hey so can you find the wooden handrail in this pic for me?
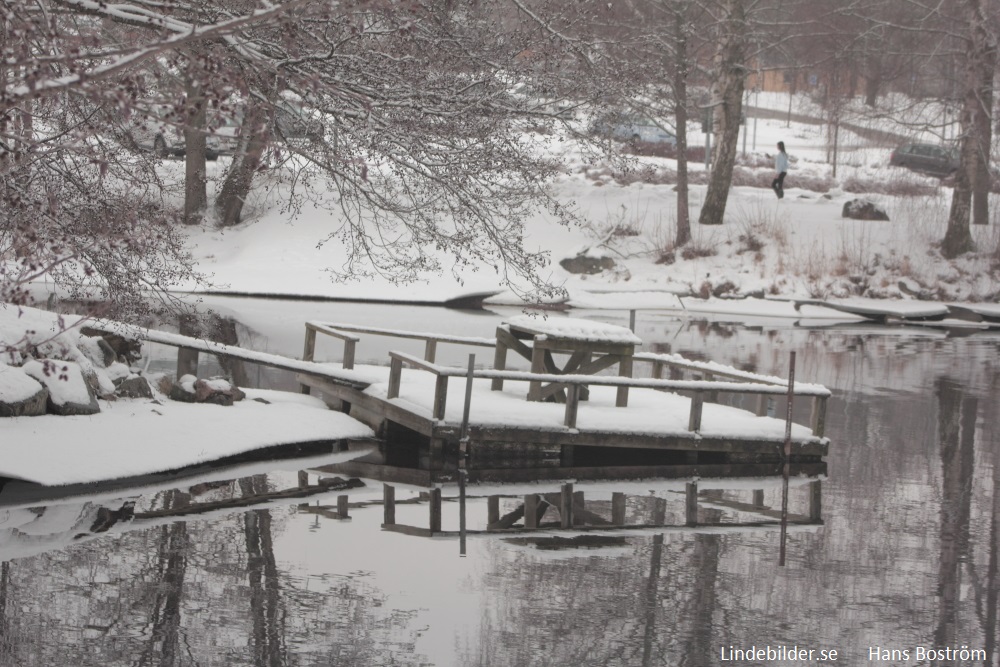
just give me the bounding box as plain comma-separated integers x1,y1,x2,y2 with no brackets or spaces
382,350,829,435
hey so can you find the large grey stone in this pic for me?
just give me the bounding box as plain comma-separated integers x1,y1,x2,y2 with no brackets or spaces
842,199,890,221
0,367,49,417
559,255,616,275
115,375,153,399
21,360,101,416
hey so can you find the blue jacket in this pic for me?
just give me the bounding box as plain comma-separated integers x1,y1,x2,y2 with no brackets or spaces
776,151,789,173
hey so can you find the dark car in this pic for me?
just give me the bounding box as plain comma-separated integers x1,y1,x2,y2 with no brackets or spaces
889,143,959,177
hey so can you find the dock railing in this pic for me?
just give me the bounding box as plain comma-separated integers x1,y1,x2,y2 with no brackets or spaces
385,350,830,437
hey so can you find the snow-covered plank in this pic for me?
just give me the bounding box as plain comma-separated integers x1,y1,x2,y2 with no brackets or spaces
503,315,642,345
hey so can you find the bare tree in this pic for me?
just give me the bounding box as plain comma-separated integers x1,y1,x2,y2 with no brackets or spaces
697,0,749,227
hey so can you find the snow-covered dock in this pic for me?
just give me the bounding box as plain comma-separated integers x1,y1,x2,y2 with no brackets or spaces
295,318,831,478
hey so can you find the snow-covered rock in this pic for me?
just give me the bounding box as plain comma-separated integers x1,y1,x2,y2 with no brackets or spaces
0,365,49,417
842,198,890,221
21,359,101,416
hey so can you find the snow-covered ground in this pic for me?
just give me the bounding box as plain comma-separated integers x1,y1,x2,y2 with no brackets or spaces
157,93,1000,308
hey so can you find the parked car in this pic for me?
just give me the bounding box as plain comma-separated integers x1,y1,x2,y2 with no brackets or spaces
128,100,322,160
889,143,959,177
591,115,677,146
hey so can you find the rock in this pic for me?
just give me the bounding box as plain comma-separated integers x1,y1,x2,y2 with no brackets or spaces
193,377,246,406
0,366,49,417
842,198,889,221
21,360,100,416
77,335,117,368
559,255,615,275
165,375,245,406
78,328,142,363
115,375,153,399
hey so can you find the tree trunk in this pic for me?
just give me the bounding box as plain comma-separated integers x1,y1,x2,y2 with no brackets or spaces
673,1,690,246
972,43,995,226
943,0,991,256
183,75,208,226
698,0,746,227
215,100,272,227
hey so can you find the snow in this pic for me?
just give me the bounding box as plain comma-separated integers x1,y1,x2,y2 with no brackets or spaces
0,365,43,402
504,314,643,345
21,359,92,406
0,388,374,486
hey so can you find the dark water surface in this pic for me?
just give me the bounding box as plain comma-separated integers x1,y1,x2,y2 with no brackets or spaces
2,301,998,666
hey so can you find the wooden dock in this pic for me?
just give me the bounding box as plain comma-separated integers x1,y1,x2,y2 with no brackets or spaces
88,316,831,475
296,319,831,472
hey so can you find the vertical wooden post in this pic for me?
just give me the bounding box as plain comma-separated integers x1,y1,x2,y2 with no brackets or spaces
754,393,768,417
652,360,664,380
342,338,356,370
528,343,545,401
616,353,633,408
524,494,540,529
685,482,698,526
300,324,316,394
432,375,449,420
629,309,637,332
612,492,627,525
560,483,574,528
809,480,822,522
564,384,580,428
752,489,765,507
459,355,475,556
487,496,500,526
297,471,308,488
688,391,704,432
387,357,402,399
810,395,827,437
424,339,437,363
491,333,507,391
573,491,585,526
337,494,349,519
383,484,396,526
429,488,442,533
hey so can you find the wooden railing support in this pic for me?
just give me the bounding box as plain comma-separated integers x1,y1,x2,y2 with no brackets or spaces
387,357,403,399
429,488,442,533
688,391,704,432
560,483,574,528
424,340,437,363
383,484,396,525
300,326,317,394
810,395,827,437
612,492,626,525
433,375,449,420
564,384,580,428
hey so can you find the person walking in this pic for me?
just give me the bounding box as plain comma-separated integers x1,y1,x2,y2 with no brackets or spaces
772,141,788,199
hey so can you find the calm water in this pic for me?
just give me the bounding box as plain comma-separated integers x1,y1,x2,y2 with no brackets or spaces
2,299,998,666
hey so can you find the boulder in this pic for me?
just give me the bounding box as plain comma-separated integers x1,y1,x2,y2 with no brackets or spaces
842,198,889,221
166,375,245,406
193,377,246,406
559,254,615,275
0,366,49,417
21,359,100,416
78,328,142,363
115,375,153,399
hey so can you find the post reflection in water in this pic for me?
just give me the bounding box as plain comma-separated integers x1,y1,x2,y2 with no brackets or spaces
2,311,1000,665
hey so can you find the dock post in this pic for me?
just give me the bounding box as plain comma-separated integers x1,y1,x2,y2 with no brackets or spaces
809,480,822,522
573,491,585,526
612,492,627,525
342,338,356,370
688,392,704,432
337,494,350,520
300,324,317,394
810,396,827,437
429,488,442,533
488,496,500,526
629,309,636,333
387,357,402,399
459,355,475,556
383,484,396,526
424,340,437,363
752,489,765,507
685,482,698,526
560,483,574,528
564,385,580,428
524,494,540,529
297,471,308,488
